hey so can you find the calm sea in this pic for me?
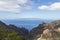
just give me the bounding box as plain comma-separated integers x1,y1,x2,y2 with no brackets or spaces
2,19,53,30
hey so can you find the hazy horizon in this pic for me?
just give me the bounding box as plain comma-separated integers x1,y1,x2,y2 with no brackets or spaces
1,19,54,30
0,0,60,30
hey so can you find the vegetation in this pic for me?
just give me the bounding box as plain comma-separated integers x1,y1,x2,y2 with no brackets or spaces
0,20,60,40
0,27,26,40
0,21,26,40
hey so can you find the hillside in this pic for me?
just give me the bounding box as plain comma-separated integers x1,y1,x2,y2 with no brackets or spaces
30,20,60,40
0,20,60,40
0,21,28,40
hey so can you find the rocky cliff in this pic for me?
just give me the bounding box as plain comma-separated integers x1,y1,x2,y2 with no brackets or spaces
30,20,60,40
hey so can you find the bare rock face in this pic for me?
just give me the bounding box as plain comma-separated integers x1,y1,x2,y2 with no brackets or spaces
38,20,60,40
30,20,60,40
37,28,60,40
29,22,47,40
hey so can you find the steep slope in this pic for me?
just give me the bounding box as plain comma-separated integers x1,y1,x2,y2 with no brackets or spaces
8,25,28,35
0,21,8,29
29,22,47,40
36,20,60,40
30,20,60,40
7,24,29,38
0,21,27,40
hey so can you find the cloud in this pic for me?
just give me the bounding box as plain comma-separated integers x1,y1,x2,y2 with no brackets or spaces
0,0,20,13
0,0,32,13
38,2,60,10
38,5,49,10
18,0,28,4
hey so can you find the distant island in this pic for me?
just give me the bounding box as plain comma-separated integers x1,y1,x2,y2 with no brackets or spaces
0,20,60,40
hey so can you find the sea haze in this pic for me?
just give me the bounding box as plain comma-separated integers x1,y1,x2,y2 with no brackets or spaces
2,19,53,30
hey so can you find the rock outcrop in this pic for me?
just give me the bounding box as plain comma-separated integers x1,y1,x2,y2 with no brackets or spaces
30,20,60,40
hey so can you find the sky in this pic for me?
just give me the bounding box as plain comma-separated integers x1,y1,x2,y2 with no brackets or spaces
0,0,60,20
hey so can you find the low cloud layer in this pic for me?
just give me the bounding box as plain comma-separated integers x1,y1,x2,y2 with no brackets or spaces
38,2,60,10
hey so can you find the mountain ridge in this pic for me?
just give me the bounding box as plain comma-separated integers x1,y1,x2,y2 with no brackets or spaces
30,20,60,40
0,20,60,40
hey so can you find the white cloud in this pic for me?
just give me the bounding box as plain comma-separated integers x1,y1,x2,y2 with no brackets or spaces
38,5,49,10
38,2,60,10
18,0,28,4
0,0,32,13
24,6,32,10
0,0,20,13
0,1,6,5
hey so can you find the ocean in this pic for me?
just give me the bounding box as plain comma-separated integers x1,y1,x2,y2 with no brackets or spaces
2,19,53,30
